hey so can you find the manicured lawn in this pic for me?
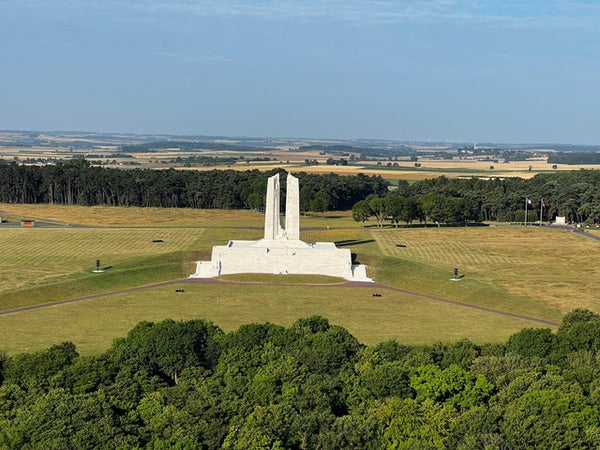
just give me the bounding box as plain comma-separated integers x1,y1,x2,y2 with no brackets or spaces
0,282,545,355
2,205,598,355
369,225,600,314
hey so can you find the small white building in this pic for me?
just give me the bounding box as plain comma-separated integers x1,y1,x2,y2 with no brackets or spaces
555,216,566,225
190,172,373,282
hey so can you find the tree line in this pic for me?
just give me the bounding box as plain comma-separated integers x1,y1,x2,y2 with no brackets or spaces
0,160,388,212
1,310,600,448
4,159,600,223
547,153,600,165
353,193,474,227
121,141,279,153
354,170,600,225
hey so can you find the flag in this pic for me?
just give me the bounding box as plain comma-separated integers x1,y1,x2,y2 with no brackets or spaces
526,198,532,205
541,198,546,209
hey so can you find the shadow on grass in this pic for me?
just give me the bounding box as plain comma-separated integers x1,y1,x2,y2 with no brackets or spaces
335,239,376,247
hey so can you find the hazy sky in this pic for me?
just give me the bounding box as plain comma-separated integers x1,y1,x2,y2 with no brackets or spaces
1,0,599,143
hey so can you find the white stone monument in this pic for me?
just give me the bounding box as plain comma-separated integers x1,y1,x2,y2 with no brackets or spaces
190,172,373,282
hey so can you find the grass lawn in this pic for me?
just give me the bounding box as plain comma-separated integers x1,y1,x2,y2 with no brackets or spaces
0,282,543,355
0,203,361,228
369,225,600,314
1,205,597,355
0,203,266,227
218,274,344,284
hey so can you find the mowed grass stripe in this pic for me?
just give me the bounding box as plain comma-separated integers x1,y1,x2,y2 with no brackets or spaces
0,228,207,292
1,204,599,355
370,226,600,313
373,229,515,268
0,282,550,355
364,254,561,321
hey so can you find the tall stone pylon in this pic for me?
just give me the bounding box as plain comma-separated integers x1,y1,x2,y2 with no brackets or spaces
191,170,373,281
264,173,282,239
285,173,300,240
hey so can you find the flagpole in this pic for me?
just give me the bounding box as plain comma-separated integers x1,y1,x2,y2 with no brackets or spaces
525,198,528,227
539,199,543,227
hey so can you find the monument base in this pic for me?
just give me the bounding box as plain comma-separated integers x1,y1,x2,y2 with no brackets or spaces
190,238,373,282
189,172,373,283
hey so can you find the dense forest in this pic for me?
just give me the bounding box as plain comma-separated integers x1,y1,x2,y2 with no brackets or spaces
548,153,600,165
355,170,600,225
1,311,600,448
0,160,388,212
298,144,414,160
3,160,600,223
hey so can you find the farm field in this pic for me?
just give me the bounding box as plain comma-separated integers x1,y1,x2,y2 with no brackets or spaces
1,205,598,355
179,159,577,181
4,140,596,182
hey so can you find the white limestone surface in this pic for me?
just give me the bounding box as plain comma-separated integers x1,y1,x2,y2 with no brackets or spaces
190,172,373,282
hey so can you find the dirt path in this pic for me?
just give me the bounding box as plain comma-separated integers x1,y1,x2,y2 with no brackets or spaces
0,278,560,327
367,282,559,326
0,280,183,316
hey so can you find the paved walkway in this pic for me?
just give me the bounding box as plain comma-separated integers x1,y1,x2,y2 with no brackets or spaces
0,277,559,327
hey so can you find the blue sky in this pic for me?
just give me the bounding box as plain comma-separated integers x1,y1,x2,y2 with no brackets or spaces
1,0,599,143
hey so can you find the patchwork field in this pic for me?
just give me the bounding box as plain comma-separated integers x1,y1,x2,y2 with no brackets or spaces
177,158,586,181
1,204,597,355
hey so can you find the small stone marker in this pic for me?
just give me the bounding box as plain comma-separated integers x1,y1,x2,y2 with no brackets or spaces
92,259,104,273
450,267,461,282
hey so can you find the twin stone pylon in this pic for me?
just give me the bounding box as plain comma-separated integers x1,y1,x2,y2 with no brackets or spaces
264,172,299,241
190,171,373,282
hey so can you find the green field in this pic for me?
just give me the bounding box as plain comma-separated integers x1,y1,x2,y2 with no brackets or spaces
0,282,540,354
1,204,598,355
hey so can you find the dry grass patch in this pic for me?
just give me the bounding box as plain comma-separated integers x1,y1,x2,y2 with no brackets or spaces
300,227,369,244
371,226,600,313
0,203,266,227
0,203,362,229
